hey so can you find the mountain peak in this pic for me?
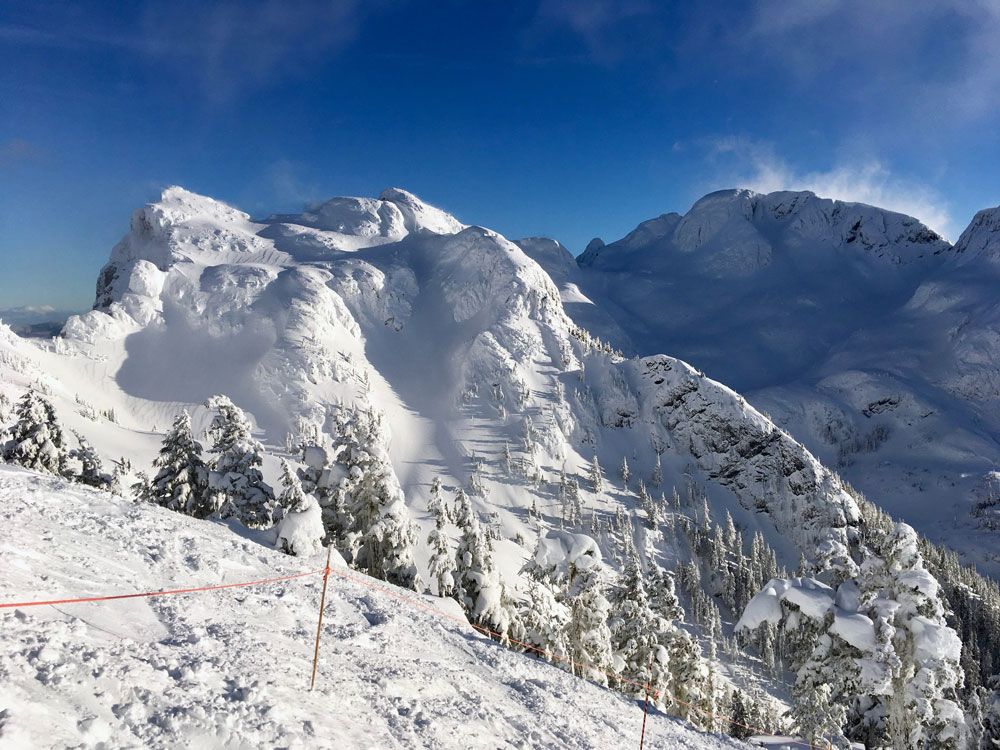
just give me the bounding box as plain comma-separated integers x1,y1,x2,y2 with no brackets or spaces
953,204,1000,265
377,187,465,235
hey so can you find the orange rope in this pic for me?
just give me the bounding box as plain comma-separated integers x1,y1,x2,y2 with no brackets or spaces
0,568,325,609
0,559,812,746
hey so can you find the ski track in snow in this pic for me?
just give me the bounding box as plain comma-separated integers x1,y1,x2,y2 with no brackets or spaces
0,466,743,749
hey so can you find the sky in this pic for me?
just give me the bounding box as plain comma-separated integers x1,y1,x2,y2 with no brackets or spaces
2,0,1000,310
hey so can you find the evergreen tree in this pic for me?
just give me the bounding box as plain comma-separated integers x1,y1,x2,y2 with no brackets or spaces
274,459,324,557
3,390,68,476
131,470,154,503
69,430,110,488
728,690,754,740
205,395,275,528
109,460,126,496
609,558,671,707
427,479,456,597
150,412,211,517
330,409,421,589
453,487,511,637
982,676,1000,748
521,578,571,663
566,566,615,685
619,456,630,488
275,459,307,521
793,678,849,748
590,454,604,493
467,454,486,497
639,480,658,530
651,452,662,488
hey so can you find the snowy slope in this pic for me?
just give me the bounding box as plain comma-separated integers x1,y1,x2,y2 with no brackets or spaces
526,189,1000,575
0,465,742,749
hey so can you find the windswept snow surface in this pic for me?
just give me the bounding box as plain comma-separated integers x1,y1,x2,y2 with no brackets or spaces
0,466,740,749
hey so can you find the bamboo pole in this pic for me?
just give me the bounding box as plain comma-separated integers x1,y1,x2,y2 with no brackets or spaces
310,545,333,691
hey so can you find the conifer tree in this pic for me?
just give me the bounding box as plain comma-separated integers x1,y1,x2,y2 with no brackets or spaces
109,460,126,496
3,390,68,476
150,411,211,517
427,479,456,597
521,578,571,663
453,487,511,637
275,459,307,521
274,459,324,557
566,565,615,685
205,395,275,528
609,558,671,706
590,454,604,493
131,470,154,503
651,452,662,488
728,690,754,740
619,456,630,488
330,409,420,589
69,430,110,488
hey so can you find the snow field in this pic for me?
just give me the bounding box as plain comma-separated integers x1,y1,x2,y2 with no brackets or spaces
0,466,743,749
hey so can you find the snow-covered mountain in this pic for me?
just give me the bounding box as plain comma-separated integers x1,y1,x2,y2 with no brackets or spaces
3,185,999,747
47,185,861,579
523,189,1000,577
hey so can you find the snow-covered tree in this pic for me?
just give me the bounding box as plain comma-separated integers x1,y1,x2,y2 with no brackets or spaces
68,430,110,488
651,452,662,488
453,487,511,637
205,395,275,529
467,454,486,497
275,459,307,521
860,523,967,749
619,456,630,488
520,578,571,664
131,470,154,503
274,460,324,557
3,390,68,476
427,479,456,597
590,454,604,493
567,565,615,685
329,409,420,589
728,690,754,740
795,678,850,748
609,558,671,706
150,412,211,517
738,522,967,749
109,460,126,496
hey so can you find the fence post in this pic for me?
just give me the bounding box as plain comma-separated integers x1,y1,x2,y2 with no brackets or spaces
639,678,652,749
309,545,333,691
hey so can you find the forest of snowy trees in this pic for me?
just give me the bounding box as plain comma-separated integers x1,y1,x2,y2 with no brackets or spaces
4,387,1000,747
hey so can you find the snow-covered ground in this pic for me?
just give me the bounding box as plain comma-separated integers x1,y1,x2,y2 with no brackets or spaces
0,465,744,749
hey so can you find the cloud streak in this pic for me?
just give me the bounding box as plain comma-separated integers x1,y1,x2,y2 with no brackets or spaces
706,136,955,240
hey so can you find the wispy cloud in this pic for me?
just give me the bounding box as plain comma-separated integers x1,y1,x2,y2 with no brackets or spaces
1,1,386,104
138,0,371,103
704,136,955,239
526,0,665,63
0,138,42,167
743,0,1000,123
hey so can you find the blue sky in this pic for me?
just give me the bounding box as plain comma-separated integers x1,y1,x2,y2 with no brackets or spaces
2,0,999,310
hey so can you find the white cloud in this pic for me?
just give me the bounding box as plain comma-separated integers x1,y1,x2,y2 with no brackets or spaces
707,137,956,240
